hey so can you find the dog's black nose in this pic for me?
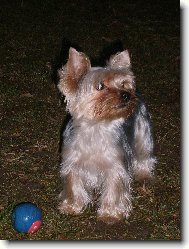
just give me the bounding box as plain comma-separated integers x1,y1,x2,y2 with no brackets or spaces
121,91,131,102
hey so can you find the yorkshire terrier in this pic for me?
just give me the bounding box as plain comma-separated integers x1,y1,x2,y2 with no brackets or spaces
57,47,156,224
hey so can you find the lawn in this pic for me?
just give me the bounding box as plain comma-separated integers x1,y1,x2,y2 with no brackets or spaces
0,0,180,240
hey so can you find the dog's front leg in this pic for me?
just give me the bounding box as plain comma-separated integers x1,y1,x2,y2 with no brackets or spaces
97,167,132,224
58,171,90,215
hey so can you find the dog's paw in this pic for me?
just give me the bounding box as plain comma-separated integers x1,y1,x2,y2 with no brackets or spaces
58,201,83,215
97,213,122,224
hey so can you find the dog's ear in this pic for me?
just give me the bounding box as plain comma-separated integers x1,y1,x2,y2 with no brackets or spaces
58,47,91,98
108,50,131,69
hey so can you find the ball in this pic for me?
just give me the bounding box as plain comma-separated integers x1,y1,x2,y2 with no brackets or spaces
12,202,42,233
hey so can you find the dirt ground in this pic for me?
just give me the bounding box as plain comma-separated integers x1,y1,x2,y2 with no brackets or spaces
0,0,180,240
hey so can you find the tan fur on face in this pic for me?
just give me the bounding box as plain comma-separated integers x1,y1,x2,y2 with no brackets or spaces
77,69,137,121
60,67,137,121
102,71,135,91
92,87,138,121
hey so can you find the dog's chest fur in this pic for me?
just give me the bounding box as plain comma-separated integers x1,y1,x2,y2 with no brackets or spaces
64,118,126,170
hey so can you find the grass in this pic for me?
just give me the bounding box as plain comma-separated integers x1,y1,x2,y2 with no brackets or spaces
0,0,180,240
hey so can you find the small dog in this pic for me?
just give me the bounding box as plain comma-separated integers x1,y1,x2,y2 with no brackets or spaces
57,47,156,224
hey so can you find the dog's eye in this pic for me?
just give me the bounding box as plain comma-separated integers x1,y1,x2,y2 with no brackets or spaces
96,82,105,91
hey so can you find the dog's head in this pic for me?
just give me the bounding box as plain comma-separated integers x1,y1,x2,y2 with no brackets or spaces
58,48,138,120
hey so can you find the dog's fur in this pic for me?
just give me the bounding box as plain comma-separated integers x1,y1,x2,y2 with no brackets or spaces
57,48,156,224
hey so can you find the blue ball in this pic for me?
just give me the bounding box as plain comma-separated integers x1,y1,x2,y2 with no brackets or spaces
12,202,42,233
